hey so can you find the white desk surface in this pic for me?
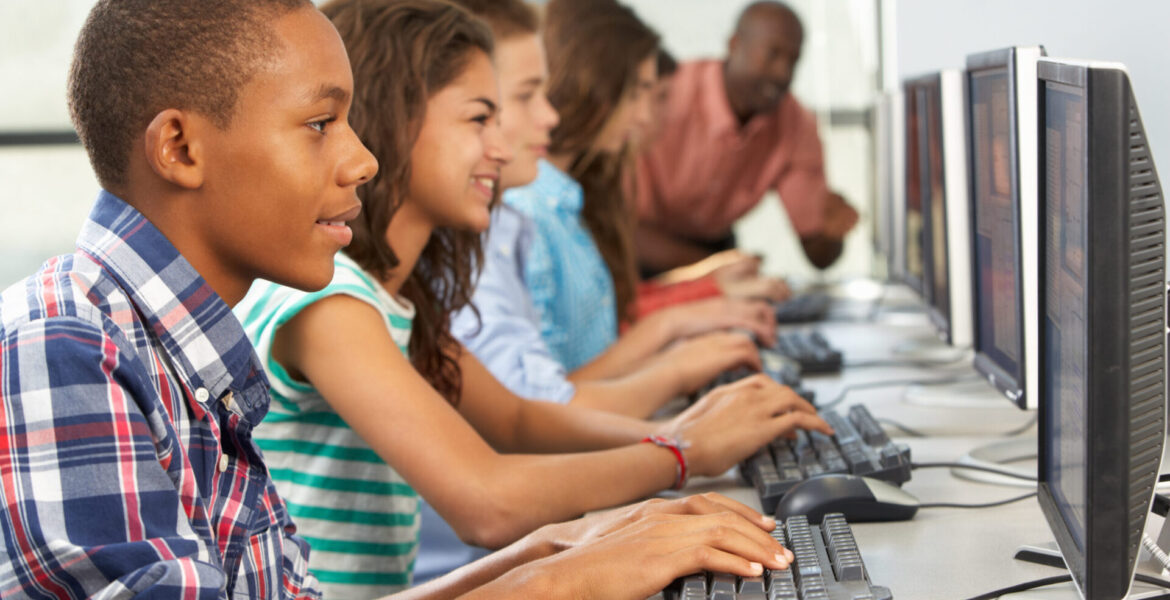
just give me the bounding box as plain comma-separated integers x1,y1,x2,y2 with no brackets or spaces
676,283,1170,599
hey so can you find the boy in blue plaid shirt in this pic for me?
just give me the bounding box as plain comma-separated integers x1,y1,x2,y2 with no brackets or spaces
0,1,377,597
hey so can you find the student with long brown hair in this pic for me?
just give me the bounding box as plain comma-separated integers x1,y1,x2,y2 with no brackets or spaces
477,0,787,397
236,0,828,596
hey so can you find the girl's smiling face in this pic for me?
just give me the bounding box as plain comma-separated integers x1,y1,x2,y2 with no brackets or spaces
407,49,512,232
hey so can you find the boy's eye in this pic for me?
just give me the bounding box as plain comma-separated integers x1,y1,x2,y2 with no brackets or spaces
309,117,337,134
471,114,490,125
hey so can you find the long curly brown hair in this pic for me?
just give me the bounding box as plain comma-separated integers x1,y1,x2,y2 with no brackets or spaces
323,0,493,404
543,0,660,323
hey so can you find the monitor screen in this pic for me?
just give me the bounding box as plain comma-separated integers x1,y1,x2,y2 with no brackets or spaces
1041,80,1088,551
969,67,1024,387
923,80,950,330
903,84,926,295
1036,58,1166,600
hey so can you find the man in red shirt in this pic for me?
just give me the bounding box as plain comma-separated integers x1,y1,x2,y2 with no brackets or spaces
635,0,859,274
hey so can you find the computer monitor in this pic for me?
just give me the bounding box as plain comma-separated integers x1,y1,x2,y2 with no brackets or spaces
901,79,927,297
966,46,1045,409
1036,57,1166,600
874,91,904,280
918,70,973,348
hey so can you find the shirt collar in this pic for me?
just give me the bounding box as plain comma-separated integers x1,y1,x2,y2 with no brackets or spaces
527,159,583,213
77,191,268,413
701,60,783,140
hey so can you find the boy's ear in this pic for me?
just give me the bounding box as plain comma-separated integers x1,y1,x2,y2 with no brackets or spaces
143,109,204,190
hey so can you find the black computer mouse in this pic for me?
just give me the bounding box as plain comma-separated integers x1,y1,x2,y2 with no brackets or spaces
774,473,920,524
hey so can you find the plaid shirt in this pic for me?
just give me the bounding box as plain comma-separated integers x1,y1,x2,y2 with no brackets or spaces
0,191,320,599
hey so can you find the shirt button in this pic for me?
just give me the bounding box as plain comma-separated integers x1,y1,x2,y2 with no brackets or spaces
195,388,210,403
219,454,230,472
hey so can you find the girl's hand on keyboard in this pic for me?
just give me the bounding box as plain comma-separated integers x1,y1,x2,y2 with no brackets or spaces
663,374,833,477
532,493,791,555
717,274,791,303
656,331,762,394
653,297,778,348
521,508,792,599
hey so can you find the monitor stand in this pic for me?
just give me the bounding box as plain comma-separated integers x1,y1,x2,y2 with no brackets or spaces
1014,515,1170,598
951,436,1036,488
902,377,1007,409
889,333,969,360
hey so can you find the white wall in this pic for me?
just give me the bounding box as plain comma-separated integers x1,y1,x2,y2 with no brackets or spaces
895,0,1170,180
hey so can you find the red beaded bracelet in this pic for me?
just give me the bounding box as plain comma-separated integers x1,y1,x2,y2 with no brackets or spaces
642,435,689,490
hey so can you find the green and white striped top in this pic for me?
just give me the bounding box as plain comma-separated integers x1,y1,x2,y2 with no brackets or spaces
235,252,420,599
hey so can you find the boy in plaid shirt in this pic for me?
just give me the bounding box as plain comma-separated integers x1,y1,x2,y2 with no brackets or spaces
0,1,377,596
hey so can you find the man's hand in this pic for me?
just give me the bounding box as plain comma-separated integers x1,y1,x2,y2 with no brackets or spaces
821,192,859,241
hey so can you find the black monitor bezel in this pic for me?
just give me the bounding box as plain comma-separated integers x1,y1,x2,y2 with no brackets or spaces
918,74,953,342
966,47,1027,403
901,78,929,298
1036,60,1164,600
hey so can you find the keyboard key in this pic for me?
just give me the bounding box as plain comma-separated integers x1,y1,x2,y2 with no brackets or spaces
708,573,736,599
738,576,767,597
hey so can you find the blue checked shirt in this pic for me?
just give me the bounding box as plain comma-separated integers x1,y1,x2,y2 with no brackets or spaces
0,191,320,599
502,160,618,371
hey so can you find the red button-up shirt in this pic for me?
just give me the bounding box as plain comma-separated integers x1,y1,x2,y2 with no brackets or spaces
636,59,829,241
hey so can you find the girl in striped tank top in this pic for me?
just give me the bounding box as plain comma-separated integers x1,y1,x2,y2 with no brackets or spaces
237,0,829,597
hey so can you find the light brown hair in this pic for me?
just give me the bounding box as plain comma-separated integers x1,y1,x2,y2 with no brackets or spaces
543,0,660,322
447,0,538,40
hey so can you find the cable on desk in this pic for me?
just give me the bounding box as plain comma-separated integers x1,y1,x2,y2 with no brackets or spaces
912,461,1037,481
1001,413,1038,437
818,373,982,411
843,354,970,369
962,575,1072,600
878,412,1036,441
877,417,928,437
918,491,1036,510
964,573,1170,599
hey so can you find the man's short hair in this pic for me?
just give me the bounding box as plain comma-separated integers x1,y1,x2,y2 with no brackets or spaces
657,48,678,79
68,0,310,190
734,1,803,40
446,0,539,40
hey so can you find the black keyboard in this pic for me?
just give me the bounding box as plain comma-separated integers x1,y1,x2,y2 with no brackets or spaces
775,330,843,374
698,347,816,404
774,292,831,323
648,513,893,600
742,405,912,515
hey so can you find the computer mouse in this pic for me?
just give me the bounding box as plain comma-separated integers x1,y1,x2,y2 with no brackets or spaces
774,473,920,524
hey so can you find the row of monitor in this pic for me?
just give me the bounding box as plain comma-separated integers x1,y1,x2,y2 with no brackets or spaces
874,48,1167,599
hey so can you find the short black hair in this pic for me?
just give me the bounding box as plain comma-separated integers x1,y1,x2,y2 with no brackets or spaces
67,0,310,190
657,48,678,79
734,1,803,40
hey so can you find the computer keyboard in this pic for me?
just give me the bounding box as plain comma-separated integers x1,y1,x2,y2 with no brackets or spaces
742,404,912,514
775,329,843,374
774,292,832,323
698,347,816,404
647,513,893,600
